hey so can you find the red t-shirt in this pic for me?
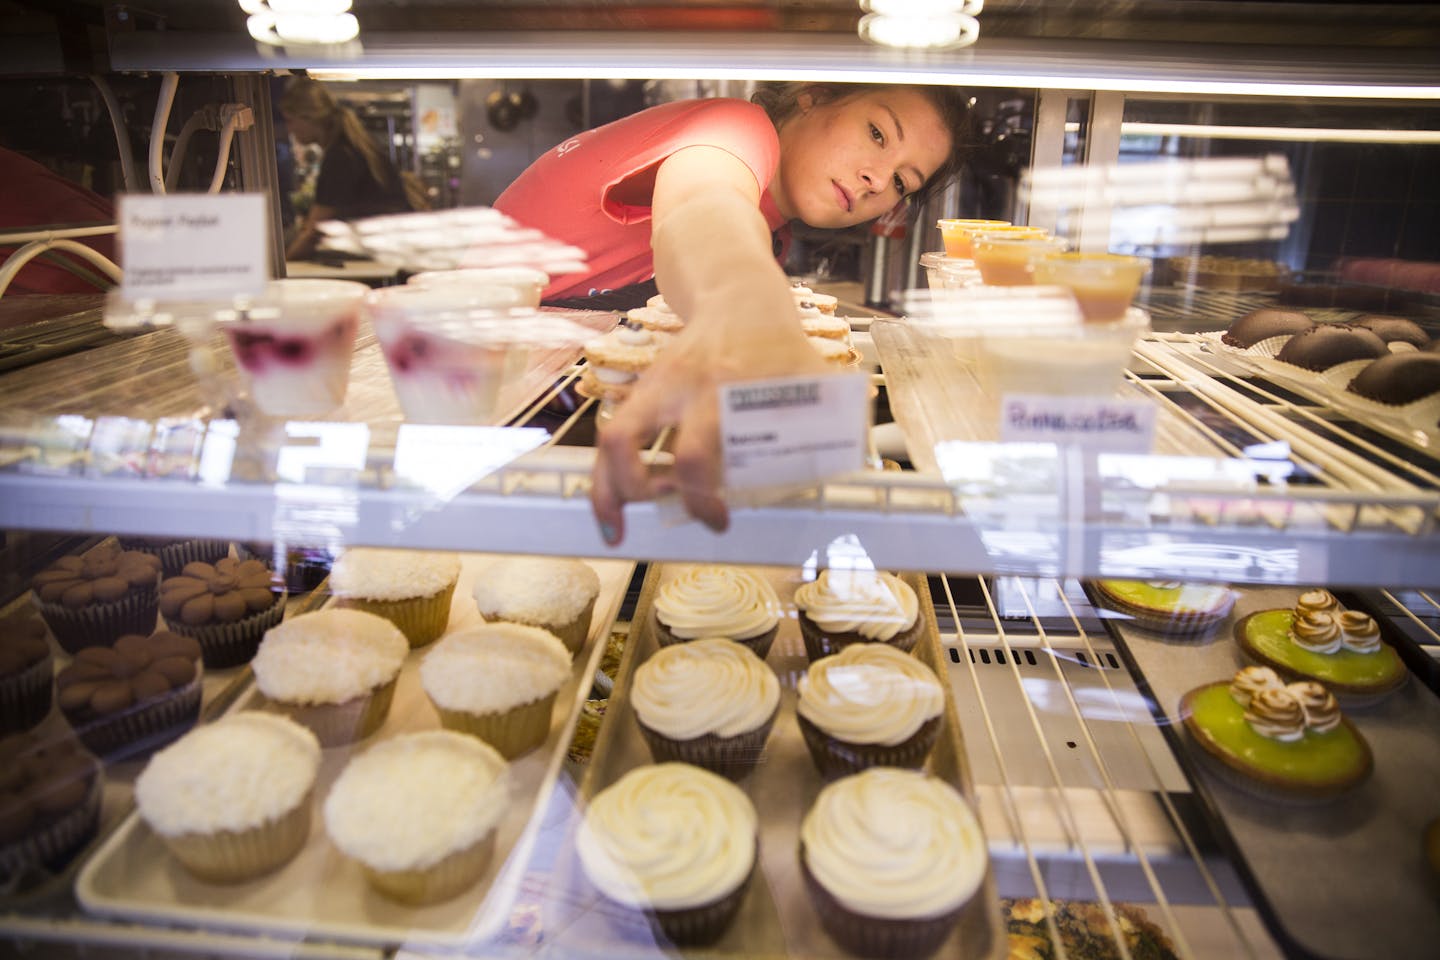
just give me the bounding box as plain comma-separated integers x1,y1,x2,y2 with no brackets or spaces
0,148,117,295
495,99,786,300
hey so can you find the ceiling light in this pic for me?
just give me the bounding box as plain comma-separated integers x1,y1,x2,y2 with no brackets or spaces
241,0,359,49
858,0,982,51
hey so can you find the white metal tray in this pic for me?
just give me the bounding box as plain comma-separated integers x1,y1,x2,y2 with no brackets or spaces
75,553,635,950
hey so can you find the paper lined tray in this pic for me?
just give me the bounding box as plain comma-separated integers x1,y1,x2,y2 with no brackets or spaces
1102,585,1440,960
534,564,1004,960
75,553,635,950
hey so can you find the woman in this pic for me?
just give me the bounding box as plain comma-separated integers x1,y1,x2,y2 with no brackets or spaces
495,82,971,545
278,78,424,260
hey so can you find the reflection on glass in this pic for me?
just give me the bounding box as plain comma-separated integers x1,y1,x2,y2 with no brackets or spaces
800,533,880,583
198,419,240,486
275,421,370,486
392,424,549,502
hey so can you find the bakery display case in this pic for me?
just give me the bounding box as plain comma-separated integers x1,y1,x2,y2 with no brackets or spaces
3,3,1440,959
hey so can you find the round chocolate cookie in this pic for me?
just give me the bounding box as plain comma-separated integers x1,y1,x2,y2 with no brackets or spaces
1220,309,1314,349
0,608,53,735
56,631,203,757
1350,315,1431,349
0,730,102,887
1346,352,1440,406
31,546,162,655
1275,324,1387,371
161,558,286,668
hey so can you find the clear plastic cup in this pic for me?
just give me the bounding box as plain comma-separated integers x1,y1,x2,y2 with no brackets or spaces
1033,253,1150,323
216,278,369,417
936,219,1010,258
405,266,548,308
364,286,587,425
973,234,1070,286
919,251,981,289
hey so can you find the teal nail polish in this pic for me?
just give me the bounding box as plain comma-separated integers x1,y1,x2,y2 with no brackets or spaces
599,522,618,544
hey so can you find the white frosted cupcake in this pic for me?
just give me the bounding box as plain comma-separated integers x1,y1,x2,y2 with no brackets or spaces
135,712,321,882
631,638,780,780
793,569,922,661
578,763,757,946
801,768,987,959
323,731,509,904
329,548,460,648
797,642,944,778
420,622,572,758
471,557,600,655
251,609,408,747
651,565,782,660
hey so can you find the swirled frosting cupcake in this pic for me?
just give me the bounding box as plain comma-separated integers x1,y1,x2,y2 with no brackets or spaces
793,569,922,661
330,548,460,649
631,638,780,780
800,768,987,958
577,763,758,946
420,622,572,759
251,609,408,747
651,566,782,660
797,642,944,778
323,730,509,904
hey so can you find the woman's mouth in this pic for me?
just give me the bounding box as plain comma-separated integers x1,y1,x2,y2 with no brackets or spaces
833,181,853,213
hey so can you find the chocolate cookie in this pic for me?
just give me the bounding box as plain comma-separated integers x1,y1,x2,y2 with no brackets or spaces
1347,352,1440,406
31,546,162,654
160,558,286,668
1275,324,1387,371
56,631,202,757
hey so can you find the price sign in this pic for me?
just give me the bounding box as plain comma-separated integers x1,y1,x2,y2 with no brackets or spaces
999,395,1156,452
119,193,267,299
720,373,870,490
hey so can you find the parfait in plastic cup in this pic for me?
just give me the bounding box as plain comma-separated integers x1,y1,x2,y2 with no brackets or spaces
973,234,1069,286
218,278,368,417
936,218,1011,258
1033,253,1149,323
405,266,548,309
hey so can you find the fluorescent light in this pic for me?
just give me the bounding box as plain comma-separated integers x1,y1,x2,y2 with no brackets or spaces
1099,121,1440,144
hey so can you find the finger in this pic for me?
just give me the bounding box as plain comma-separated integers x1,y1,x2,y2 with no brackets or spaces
671,392,729,534
590,379,670,545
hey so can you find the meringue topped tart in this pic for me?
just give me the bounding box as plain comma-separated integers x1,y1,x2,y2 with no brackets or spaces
1234,590,1405,702
1180,667,1371,800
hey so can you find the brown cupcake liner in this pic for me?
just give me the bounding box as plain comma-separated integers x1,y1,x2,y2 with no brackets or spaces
120,539,232,578
800,847,962,959
797,713,941,780
336,581,456,649
798,613,921,663
0,651,54,735
434,691,558,759
165,590,287,669
67,672,203,760
635,707,779,781
35,579,160,656
360,831,496,905
651,860,755,947
159,791,313,883
0,762,102,888
261,677,397,748
652,611,779,662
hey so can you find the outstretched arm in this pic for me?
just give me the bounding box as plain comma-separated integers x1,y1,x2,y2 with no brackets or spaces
589,144,827,545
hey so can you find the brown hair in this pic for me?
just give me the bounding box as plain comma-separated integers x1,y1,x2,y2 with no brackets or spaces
751,81,975,210
279,77,428,211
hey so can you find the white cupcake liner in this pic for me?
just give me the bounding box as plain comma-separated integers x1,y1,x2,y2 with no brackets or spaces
158,792,313,883
336,581,456,649
359,831,497,905
262,677,398,748
434,691,558,759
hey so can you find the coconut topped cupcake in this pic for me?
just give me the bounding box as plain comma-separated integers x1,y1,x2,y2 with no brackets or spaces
329,549,460,603
801,768,987,920
577,762,757,912
633,638,779,741
798,643,943,747
420,622,571,716
323,730,508,873
472,557,600,654
135,712,320,837
252,609,408,705
652,566,781,657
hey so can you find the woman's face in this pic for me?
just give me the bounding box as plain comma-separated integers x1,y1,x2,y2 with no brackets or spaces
284,112,324,147
771,89,951,229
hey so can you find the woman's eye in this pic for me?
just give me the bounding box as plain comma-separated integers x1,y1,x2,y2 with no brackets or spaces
893,173,906,195
869,123,884,146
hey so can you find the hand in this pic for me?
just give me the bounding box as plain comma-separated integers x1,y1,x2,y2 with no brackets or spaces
590,320,828,545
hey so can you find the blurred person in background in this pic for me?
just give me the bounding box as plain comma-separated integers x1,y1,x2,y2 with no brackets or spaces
496,81,972,545
278,77,426,260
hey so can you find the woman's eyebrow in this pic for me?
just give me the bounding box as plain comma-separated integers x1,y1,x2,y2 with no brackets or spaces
884,104,906,143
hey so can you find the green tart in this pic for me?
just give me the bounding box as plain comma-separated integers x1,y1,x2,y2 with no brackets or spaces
1180,681,1371,801
1234,608,1405,702
1093,580,1234,637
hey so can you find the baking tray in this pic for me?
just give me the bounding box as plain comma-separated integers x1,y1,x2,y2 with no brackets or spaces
535,564,1004,960
75,553,636,950
1099,584,1440,960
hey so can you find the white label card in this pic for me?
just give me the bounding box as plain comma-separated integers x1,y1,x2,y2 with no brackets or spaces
720,372,869,489
119,193,267,299
999,394,1156,452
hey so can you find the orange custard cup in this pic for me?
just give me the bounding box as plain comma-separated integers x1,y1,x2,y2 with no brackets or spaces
1033,253,1150,323
936,219,1011,258
972,234,1069,286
